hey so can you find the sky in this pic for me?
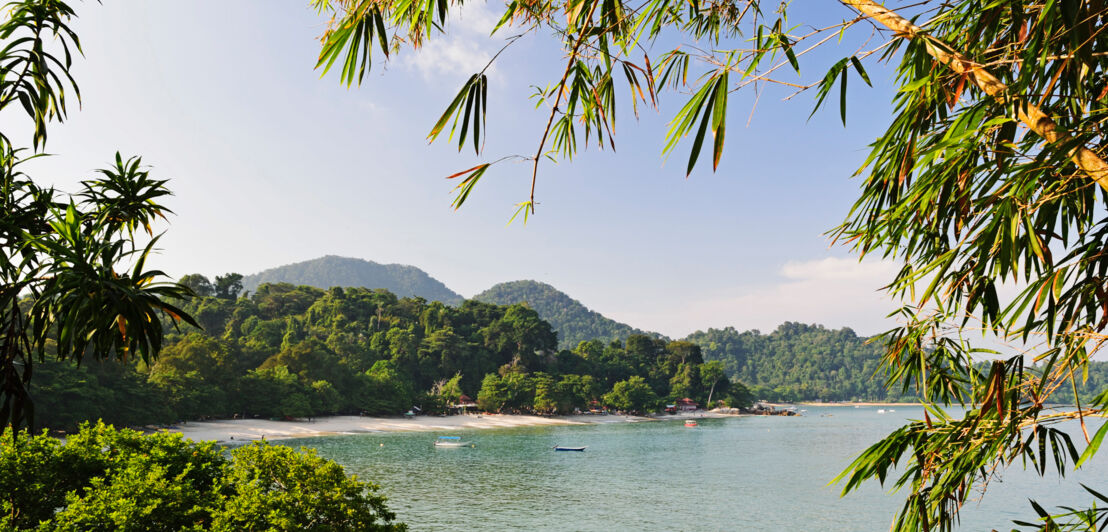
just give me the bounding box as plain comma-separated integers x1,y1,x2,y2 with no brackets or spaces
8,1,917,339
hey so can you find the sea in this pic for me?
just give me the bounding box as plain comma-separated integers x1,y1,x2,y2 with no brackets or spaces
280,406,1108,531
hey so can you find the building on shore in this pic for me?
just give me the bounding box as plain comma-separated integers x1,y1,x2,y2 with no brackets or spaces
676,398,699,412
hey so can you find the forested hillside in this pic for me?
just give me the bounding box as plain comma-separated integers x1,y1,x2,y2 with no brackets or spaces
241,256,464,304
686,323,1108,403
685,323,903,402
473,280,663,348
31,281,743,431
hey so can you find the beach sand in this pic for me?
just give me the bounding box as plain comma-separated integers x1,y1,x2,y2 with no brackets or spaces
166,411,735,444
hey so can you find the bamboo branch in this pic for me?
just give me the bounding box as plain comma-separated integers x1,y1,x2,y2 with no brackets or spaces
840,0,1108,193
529,0,605,214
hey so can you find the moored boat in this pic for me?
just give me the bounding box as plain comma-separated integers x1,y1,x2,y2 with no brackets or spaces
684,420,698,427
553,446,587,451
434,436,473,448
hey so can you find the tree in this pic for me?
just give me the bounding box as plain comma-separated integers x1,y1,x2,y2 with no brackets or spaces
667,362,700,401
0,0,196,432
179,274,214,298
476,373,507,412
556,374,600,412
0,423,406,531
214,273,244,300
310,380,342,415
700,360,726,407
532,372,558,413
313,0,1108,528
603,376,658,414
431,372,465,405
363,360,414,414
482,304,558,370
238,366,310,418
2,422,227,530
213,442,405,531
720,378,754,409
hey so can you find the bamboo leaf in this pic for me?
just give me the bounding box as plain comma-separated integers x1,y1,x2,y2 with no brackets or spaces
711,74,728,171
1075,421,1108,468
447,163,490,210
850,56,871,86
809,58,848,121
686,95,715,177
508,201,533,225
428,74,477,142
778,33,799,73
839,66,848,126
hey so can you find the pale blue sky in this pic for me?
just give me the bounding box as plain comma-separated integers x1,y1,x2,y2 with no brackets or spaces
13,1,915,338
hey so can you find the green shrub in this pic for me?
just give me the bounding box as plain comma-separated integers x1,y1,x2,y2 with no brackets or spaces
0,423,405,531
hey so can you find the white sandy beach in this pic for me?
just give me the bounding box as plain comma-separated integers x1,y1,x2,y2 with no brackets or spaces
166,411,734,444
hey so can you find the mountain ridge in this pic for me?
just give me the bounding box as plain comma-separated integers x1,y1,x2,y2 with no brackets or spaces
472,279,665,348
241,255,464,305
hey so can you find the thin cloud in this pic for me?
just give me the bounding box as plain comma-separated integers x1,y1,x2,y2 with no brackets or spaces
613,257,902,338
781,256,899,282
402,2,500,80
406,38,492,79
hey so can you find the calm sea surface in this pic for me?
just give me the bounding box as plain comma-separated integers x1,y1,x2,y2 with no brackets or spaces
282,407,1107,531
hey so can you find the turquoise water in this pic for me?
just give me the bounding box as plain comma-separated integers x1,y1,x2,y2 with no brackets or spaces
283,407,1107,531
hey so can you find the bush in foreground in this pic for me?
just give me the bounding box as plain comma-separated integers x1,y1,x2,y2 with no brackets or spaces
0,422,405,531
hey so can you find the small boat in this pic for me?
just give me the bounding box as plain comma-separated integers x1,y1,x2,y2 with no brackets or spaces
685,420,698,427
877,409,886,414
553,446,587,451
434,436,473,448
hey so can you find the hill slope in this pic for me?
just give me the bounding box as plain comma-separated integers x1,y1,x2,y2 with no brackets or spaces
685,322,900,402
472,280,662,348
242,256,464,305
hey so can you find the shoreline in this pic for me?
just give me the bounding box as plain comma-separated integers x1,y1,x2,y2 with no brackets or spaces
795,401,920,407
165,411,736,444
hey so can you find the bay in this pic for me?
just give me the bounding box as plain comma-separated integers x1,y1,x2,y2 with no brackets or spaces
282,406,1107,531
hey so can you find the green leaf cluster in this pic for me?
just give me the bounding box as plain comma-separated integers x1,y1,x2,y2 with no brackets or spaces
1,0,197,433
0,422,406,531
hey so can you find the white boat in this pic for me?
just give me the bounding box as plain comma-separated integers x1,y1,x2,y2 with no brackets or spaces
877,409,886,414
434,436,473,448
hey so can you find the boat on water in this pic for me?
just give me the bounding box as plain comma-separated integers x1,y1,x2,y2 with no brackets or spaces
877,409,886,414
684,420,698,427
434,436,473,448
554,446,587,451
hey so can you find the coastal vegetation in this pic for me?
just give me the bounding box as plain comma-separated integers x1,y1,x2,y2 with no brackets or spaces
688,323,902,402
30,281,747,431
0,423,404,530
225,259,1108,405
28,271,1108,429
